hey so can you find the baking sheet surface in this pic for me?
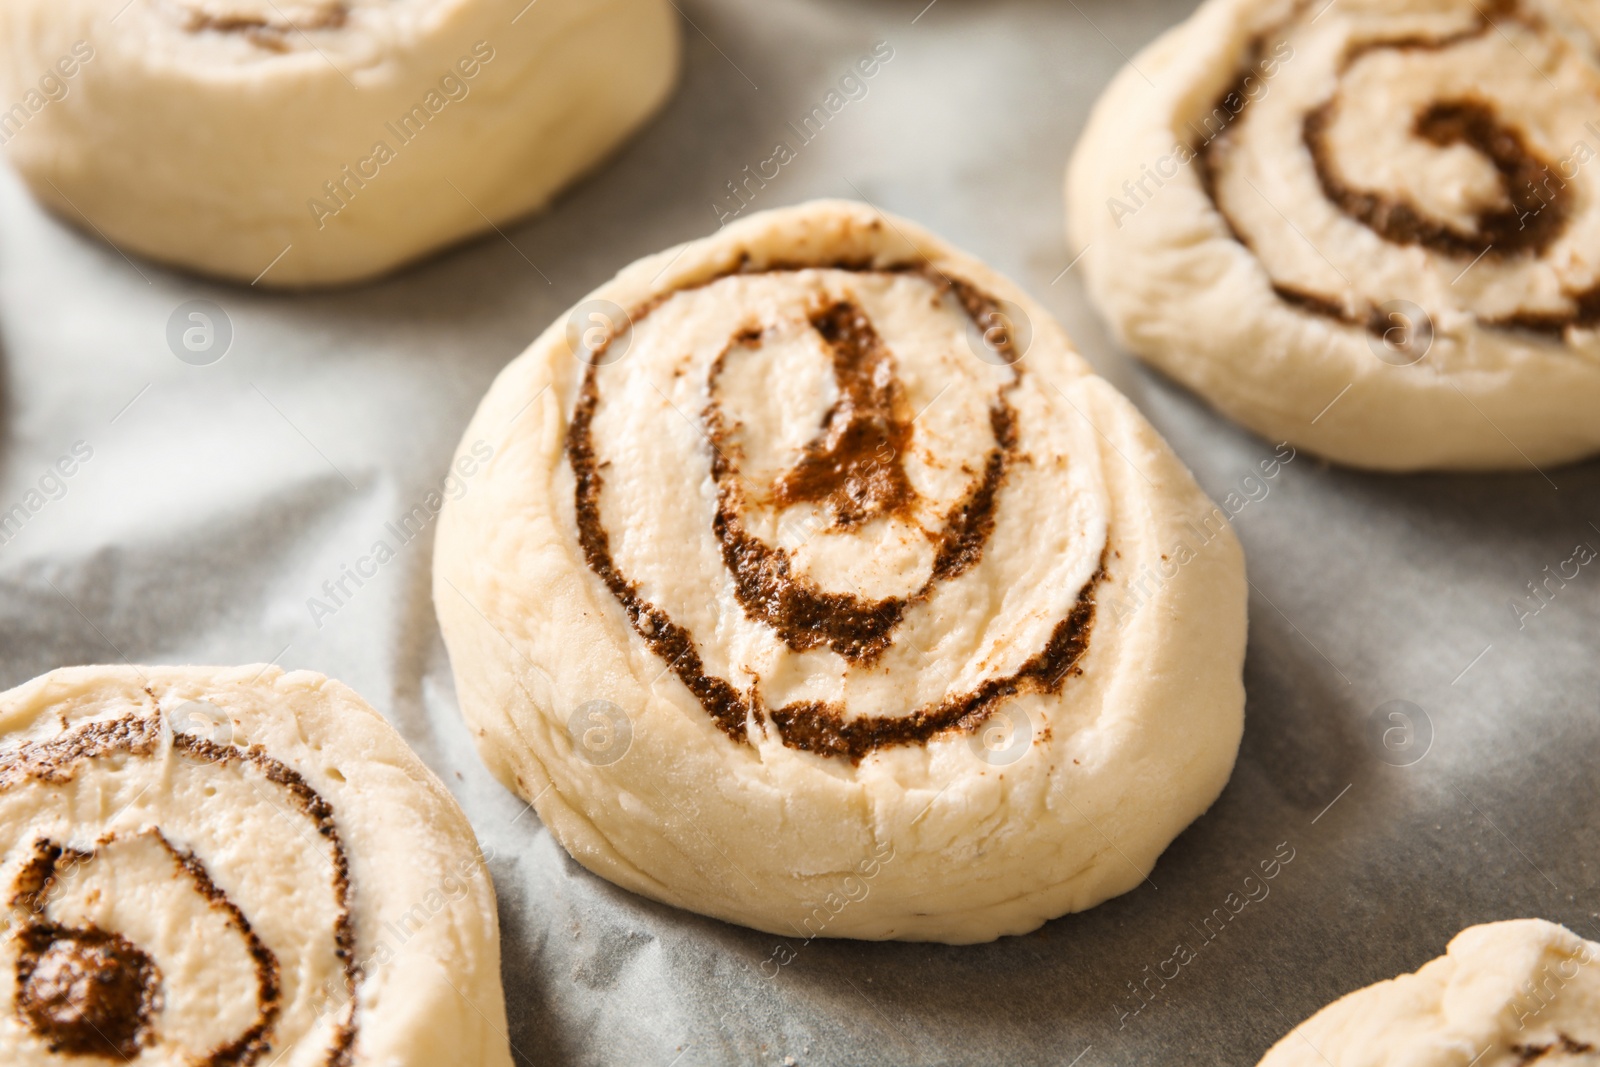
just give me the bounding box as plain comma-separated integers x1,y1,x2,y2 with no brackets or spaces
3,1,1598,1063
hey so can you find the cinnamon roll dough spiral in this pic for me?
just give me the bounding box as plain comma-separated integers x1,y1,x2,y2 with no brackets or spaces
0,0,678,287
0,665,512,1067
1258,919,1600,1066
434,200,1247,943
1068,0,1600,470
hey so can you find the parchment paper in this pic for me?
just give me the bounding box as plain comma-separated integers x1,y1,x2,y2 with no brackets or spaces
3,1,1598,1063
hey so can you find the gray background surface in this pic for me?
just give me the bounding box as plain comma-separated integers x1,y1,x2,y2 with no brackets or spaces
2,0,1597,1063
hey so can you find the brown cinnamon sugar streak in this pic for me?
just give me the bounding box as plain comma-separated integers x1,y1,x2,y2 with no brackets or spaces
772,302,917,526
566,261,1101,761
768,582,1097,762
1200,9,1600,336
1513,1036,1595,1064
0,713,359,1066
183,4,350,52
185,8,349,32
1305,97,1570,258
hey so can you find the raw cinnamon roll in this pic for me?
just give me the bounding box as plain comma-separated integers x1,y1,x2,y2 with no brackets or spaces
435,201,1247,944
0,0,679,286
1258,919,1600,1066
0,665,511,1066
1068,0,1600,470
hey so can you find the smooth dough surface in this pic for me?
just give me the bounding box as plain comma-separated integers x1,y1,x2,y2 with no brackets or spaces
434,199,1248,944
1067,0,1600,470
0,0,679,287
1259,919,1600,1066
0,664,511,1067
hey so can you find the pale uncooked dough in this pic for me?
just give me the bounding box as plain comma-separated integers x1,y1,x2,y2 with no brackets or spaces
0,664,512,1067
435,199,1248,944
0,0,679,286
1068,0,1600,470
1259,919,1600,1066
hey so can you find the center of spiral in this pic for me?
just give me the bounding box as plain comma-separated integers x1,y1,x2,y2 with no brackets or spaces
16,924,160,1060
1305,92,1570,258
771,301,916,527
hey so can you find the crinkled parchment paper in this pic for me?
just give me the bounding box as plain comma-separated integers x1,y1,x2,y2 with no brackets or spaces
2,1,1598,1063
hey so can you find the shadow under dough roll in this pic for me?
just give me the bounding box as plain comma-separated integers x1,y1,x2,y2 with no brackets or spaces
0,0,679,287
1068,0,1600,470
0,665,512,1067
434,199,1248,944
1257,919,1599,1065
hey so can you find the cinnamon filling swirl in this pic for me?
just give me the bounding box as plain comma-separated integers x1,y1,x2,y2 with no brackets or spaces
1199,1,1600,338
0,715,358,1066
566,262,1102,762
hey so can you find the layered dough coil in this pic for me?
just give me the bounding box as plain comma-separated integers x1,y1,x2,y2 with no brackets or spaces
435,200,1247,943
0,0,679,286
0,666,511,1067
1068,0,1600,470
1259,919,1600,1066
